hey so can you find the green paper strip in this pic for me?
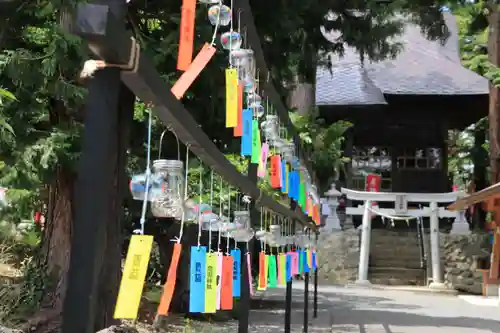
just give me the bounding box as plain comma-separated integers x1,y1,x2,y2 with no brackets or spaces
299,183,306,208
268,255,277,288
251,119,261,164
299,251,304,274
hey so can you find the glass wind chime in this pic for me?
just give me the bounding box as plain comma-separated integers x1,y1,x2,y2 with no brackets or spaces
255,210,319,291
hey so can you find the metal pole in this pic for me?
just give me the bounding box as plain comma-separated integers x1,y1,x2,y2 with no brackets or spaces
238,241,250,333
313,232,318,319
62,2,126,332
357,200,372,284
285,202,297,333
303,270,309,333
238,163,258,333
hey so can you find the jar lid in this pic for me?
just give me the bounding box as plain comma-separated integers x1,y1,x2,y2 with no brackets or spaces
153,159,184,169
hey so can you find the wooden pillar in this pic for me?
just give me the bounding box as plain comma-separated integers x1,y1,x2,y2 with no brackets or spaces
473,128,487,229
488,10,500,185
61,1,127,332
482,197,500,295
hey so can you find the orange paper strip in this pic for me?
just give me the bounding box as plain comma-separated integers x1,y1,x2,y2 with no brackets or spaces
157,243,182,316
171,43,216,99
177,0,197,71
220,256,234,310
258,252,267,290
234,84,243,137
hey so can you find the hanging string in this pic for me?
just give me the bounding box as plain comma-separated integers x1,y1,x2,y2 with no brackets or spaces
173,146,190,243
210,0,223,46
217,176,223,252
138,108,154,235
226,186,231,255
197,160,204,248
208,169,214,252
228,0,234,67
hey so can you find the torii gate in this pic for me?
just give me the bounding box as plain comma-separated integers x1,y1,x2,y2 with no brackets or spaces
341,188,469,288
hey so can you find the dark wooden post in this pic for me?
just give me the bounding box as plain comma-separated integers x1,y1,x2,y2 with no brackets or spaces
62,1,127,332
313,232,318,319
284,201,297,333
238,163,258,333
303,266,309,333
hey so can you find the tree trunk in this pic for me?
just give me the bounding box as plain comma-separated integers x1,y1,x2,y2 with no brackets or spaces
28,167,74,332
29,84,134,332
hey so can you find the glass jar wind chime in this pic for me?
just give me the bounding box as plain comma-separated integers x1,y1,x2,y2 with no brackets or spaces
149,130,185,220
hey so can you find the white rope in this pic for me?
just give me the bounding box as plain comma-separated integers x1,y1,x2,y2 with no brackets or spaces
136,109,153,235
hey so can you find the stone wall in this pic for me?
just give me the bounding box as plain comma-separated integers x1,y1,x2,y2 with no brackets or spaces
317,229,359,285
442,232,490,295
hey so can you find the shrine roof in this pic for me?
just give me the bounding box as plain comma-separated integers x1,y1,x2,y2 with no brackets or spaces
316,13,488,106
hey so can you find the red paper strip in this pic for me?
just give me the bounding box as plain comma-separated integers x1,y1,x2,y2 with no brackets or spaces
171,43,216,99
177,0,196,71
220,256,234,310
234,84,243,137
157,243,182,316
270,155,281,188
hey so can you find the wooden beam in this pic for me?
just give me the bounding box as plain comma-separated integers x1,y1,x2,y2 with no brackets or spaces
448,182,500,211
72,3,314,227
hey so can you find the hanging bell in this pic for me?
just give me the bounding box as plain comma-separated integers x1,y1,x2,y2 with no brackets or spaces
208,5,231,26
247,93,262,107
261,115,279,141
242,74,255,93
129,173,158,201
220,31,242,50
230,49,254,68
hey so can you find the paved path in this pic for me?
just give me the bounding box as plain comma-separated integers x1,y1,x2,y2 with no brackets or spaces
250,285,500,333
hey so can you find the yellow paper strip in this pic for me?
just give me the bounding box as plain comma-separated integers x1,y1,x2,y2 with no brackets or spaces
204,253,217,313
225,68,238,128
279,254,286,286
114,235,154,319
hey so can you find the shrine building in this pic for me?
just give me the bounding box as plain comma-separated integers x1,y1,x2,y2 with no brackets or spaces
316,12,488,195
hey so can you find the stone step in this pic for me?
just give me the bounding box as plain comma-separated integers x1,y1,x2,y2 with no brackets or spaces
368,266,426,286
371,248,422,256
370,259,423,270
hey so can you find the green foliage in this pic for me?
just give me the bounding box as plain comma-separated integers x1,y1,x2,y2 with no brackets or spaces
290,110,351,186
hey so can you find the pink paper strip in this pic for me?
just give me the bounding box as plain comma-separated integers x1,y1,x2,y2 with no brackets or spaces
246,252,254,296
257,143,269,178
276,253,282,284
291,252,299,275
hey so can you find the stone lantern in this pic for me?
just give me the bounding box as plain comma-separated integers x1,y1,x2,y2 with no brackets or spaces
324,184,342,232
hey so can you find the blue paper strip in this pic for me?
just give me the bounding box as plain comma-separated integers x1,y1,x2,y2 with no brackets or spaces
289,171,295,199
285,253,292,282
303,250,310,273
292,171,298,199
281,162,287,193
189,246,207,313
312,252,317,271
231,249,241,297
241,109,253,156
